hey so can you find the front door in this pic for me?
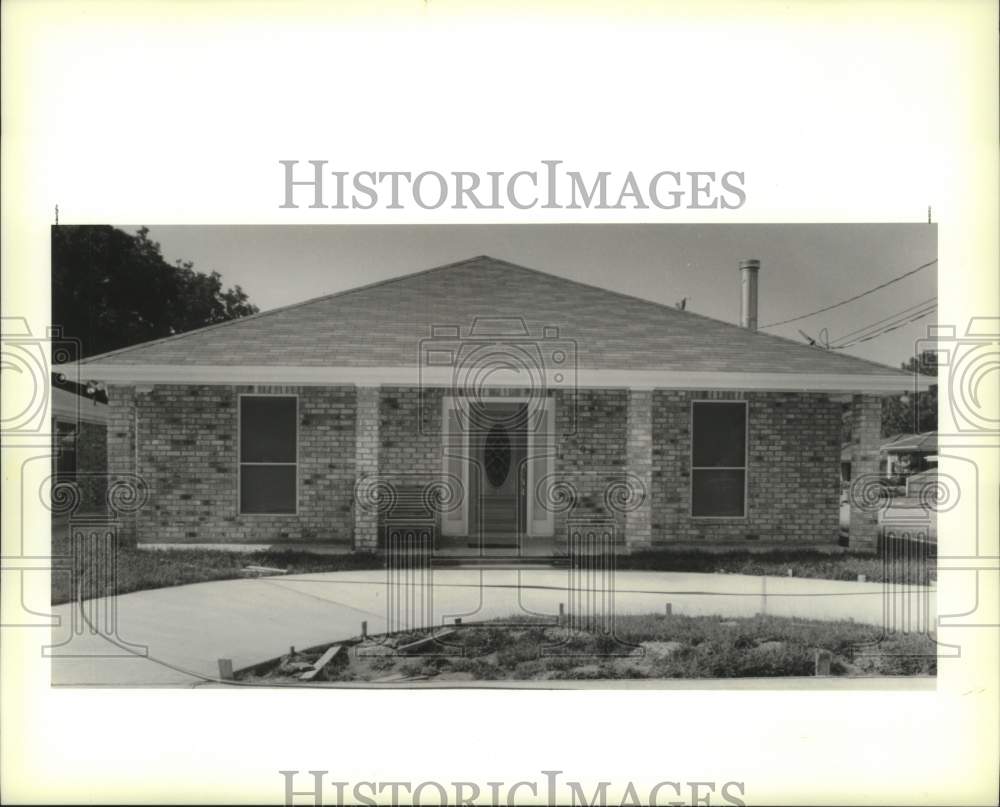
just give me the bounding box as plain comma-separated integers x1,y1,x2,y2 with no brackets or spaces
469,402,527,546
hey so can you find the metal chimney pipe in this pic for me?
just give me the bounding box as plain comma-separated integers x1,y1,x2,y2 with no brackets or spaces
739,259,760,330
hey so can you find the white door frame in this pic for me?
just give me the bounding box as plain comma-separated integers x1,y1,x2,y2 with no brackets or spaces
441,394,556,538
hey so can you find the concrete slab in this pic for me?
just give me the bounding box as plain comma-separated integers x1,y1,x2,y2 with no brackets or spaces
50,569,936,687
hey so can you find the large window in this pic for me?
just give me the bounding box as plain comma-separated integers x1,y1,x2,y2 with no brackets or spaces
239,395,297,514
691,401,747,518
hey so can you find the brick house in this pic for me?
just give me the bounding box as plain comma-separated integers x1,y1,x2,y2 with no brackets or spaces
53,256,928,556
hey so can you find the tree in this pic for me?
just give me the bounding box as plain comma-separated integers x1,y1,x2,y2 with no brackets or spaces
52,225,258,360
882,351,938,437
841,351,938,444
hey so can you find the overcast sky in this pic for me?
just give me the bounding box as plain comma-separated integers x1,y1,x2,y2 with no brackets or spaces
122,224,937,368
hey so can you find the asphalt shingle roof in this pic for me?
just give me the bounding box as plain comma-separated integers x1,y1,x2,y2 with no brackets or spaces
76,256,908,377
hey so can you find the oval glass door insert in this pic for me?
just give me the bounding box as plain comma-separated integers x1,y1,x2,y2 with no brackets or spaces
484,424,512,488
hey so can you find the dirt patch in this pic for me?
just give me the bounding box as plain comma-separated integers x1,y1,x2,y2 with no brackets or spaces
237,614,937,684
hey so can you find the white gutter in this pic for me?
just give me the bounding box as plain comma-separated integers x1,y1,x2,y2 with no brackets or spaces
54,363,931,394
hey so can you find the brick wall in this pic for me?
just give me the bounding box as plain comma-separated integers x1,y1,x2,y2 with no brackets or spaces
379,386,442,478
554,388,629,539
107,383,844,549
848,393,882,552
108,384,357,545
650,391,842,547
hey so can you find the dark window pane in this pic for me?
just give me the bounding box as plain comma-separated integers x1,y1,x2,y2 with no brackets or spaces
241,396,296,463
240,465,296,514
692,469,745,517
692,402,746,468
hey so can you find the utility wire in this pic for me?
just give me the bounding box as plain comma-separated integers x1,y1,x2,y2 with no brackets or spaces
830,306,937,350
760,259,938,329
831,304,936,348
829,296,936,345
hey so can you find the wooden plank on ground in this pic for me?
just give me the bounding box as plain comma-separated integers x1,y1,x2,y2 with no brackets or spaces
299,645,344,681
242,565,287,576
396,628,456,655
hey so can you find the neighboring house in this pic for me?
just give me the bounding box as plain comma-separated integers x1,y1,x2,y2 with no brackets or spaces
51,386,109,513
53,256,930,555
880,431,937,481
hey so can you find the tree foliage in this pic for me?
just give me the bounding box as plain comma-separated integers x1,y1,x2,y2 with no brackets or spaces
881,351,937,437
52,225,258,359
841,351,938,444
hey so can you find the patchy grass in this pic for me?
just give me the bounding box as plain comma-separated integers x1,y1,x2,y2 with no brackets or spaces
50,531,384,605
613,545,935,585
50,532,934,605
240,613,937,684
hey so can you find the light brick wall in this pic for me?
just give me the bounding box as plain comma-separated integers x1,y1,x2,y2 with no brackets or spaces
651,390,842,547
107,384,357,545
106,383,845,550
849,393,882,553
625,390,653,549
106,385,138,544
554,388,629,539
354,386,380,550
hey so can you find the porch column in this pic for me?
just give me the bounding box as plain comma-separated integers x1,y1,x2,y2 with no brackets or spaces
105,384,138,545
849,393,882,553
624,389,653,550
354,386,380,551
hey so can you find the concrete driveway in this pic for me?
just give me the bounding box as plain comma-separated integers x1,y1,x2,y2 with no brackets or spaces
49,568,936,687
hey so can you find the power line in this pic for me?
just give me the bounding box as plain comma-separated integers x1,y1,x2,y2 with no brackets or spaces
830,304,937,348
760,259,938,329
829,297,937,345
830,306,937,350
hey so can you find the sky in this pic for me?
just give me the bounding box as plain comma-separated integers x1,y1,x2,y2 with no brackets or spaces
121,224,937,368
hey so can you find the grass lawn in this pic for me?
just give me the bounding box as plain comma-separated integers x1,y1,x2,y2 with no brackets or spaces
615,543,935,586
50,531,384,605
51,531,933,605
240,613,937,683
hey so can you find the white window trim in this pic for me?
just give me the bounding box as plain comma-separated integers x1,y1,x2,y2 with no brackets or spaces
237,392,299,516
690,399,749,520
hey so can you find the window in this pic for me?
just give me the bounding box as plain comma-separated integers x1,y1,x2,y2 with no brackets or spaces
691,401,747,517
239,395,297,514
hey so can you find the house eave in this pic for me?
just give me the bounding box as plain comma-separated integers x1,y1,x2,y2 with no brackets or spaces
55,363,930,394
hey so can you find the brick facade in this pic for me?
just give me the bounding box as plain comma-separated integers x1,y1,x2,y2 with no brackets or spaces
554,388,629,539
109,384,357,546
625,390,654,549
107,383,850,551
848,393,882,552
354,386,380,550
650,391,842,547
